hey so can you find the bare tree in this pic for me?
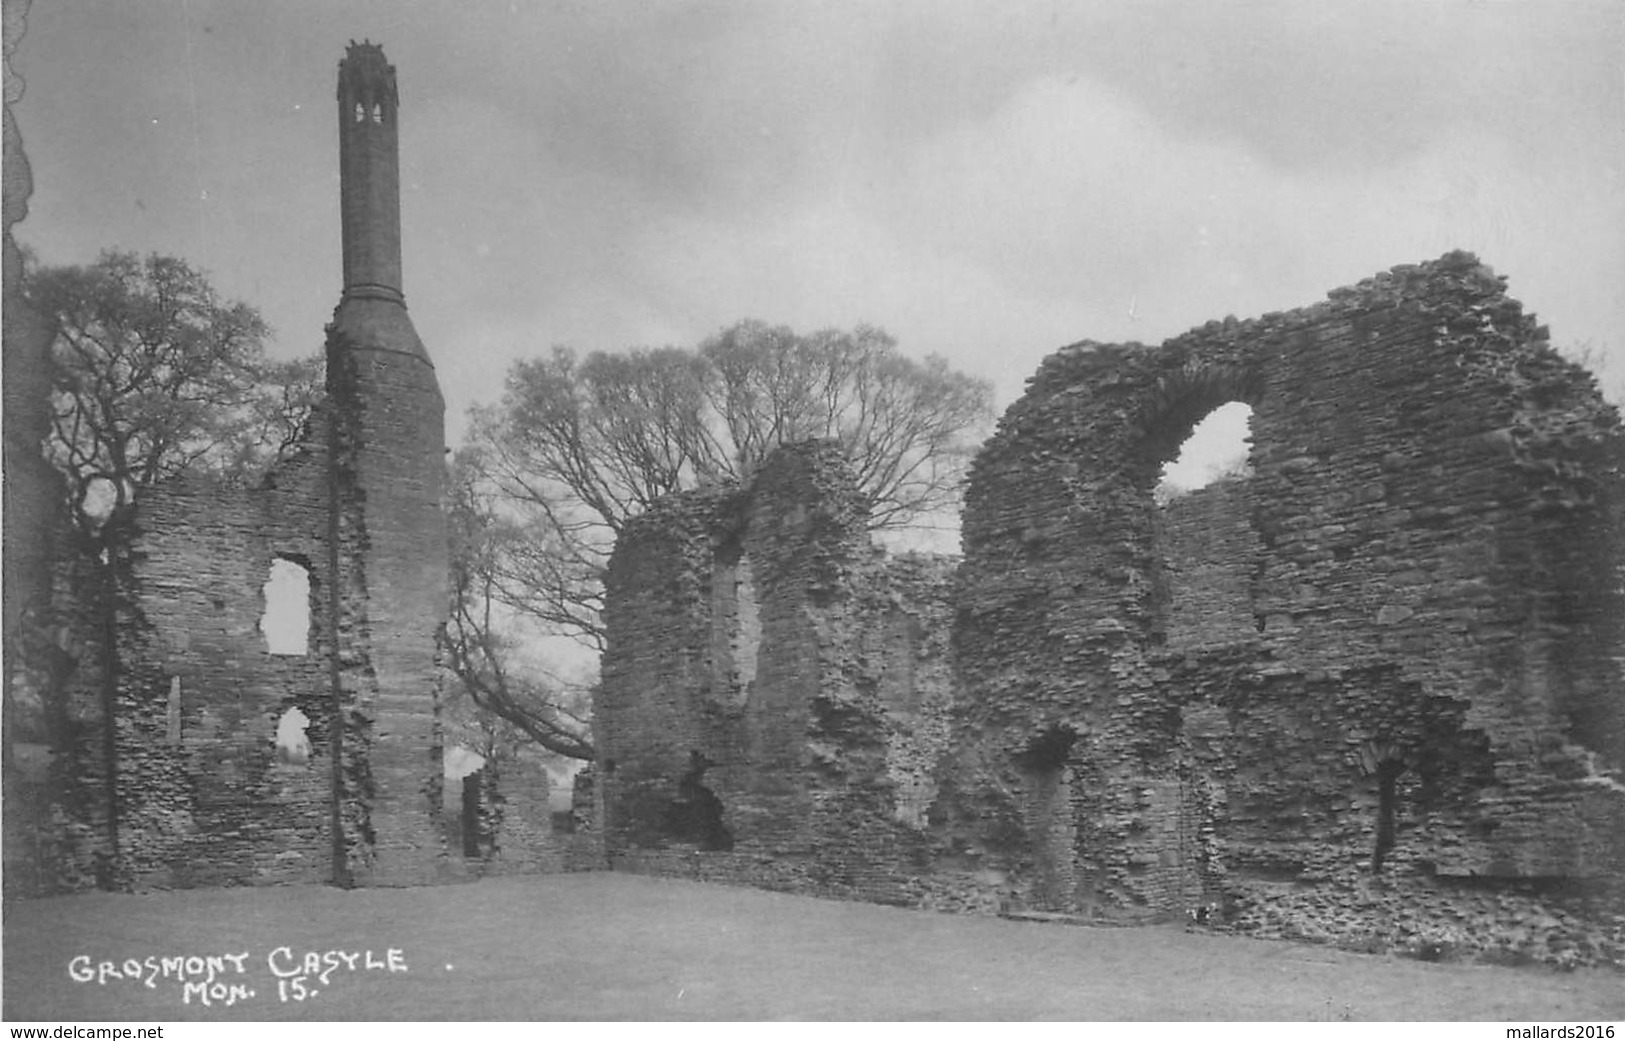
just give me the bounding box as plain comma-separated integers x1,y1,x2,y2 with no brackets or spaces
29,249,320,552
23,249,321,883
451,319,992,755
701,321,989,527
442,457,595,760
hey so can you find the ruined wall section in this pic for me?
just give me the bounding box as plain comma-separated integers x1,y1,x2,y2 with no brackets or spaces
597,484,736,849
1155,479,1260,653
6,41,475,893
598,442,955,903
862,552,957,832
947,332,1234,915
457,752,565,875
25,329,462,893
116,431,336,887
54,295,469,892
324,308,451,886
723,446,860,860
564,764,604,870
1228,260,1625,882
733,443,939,901
321,41,454,886
953,252,1625,963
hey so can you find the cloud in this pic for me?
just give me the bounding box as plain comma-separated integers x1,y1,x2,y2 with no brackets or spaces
421,43,1623,425
14,0,1621,439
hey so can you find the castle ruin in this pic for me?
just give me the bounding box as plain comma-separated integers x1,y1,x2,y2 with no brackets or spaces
4,31,1622,969
4,43,556,891
595,253,1625,966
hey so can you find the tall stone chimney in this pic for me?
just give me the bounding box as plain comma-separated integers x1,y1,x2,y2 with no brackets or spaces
326,40,448,885
337,40,403,304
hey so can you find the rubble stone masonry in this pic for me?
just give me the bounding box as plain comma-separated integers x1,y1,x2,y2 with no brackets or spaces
599,252,1625,968
0,43,558,893
6,26,1619,963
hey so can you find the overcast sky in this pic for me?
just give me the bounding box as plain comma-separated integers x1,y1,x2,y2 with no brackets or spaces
12,0,1624,486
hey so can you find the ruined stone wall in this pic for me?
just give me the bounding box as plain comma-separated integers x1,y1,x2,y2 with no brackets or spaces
1156,479,1260,653
952,252,1625,964
324,309,451,886
22,365,477,892
596,251,1623,967
598,442,957,904
1,40,558,894
452,753,576,876
115,443,335,887
16,436,335,889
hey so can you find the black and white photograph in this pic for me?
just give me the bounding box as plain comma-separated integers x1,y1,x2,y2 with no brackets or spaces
2,0,1622,1025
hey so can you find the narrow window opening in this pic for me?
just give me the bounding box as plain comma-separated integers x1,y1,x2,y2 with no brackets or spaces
1374,765,1401,873
1359,739,1409,874
262,557,311,655
166,676,182,746
275,707,312,765
353,101,365,123
734,556,759,689
1157,401,1254,503
712,542,760,705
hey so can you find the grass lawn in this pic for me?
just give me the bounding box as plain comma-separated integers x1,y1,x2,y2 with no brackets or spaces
3,872,1621,1021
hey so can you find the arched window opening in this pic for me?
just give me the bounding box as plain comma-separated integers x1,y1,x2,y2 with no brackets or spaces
371,103,383,124
262,557,311,656
1151,401,1262,652
275,707,312,765
1156,401,1254,504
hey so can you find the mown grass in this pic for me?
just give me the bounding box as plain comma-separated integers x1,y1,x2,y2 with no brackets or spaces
4,872,1621,1021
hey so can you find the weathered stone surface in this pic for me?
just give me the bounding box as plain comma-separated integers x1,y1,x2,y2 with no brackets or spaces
9,43,551,893
451,752,582,876
596,442,955,903
598,252,1625,968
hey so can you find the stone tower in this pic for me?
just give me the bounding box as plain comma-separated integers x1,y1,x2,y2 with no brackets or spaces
326,40,448,884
